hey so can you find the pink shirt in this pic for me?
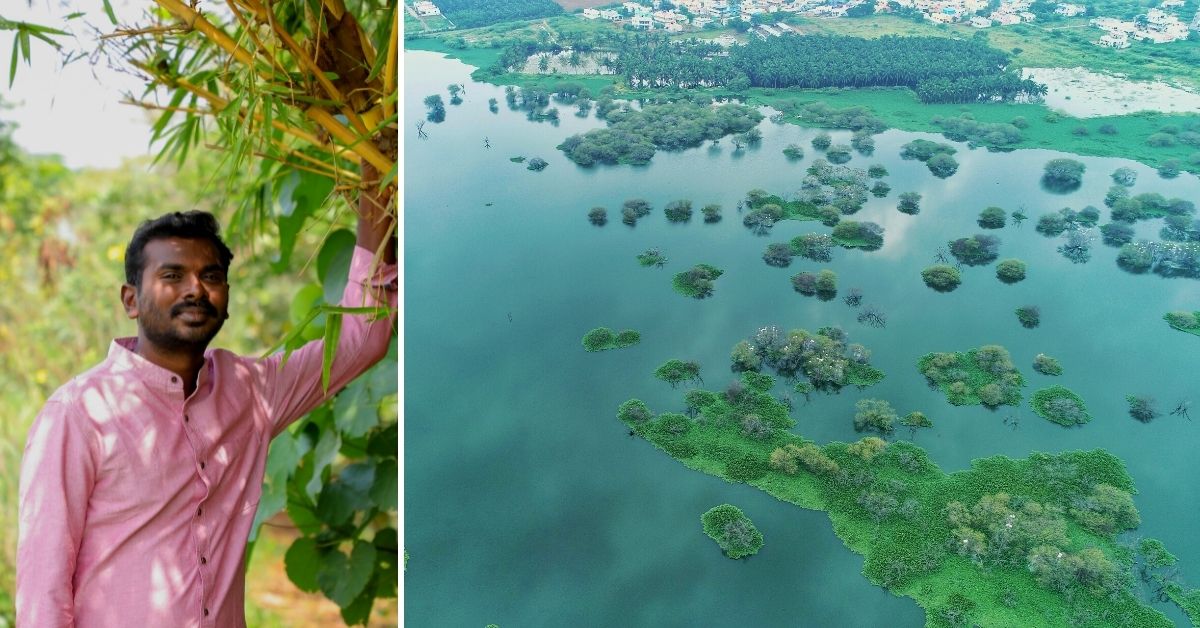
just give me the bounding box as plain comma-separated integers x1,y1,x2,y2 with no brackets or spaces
17,246,396,627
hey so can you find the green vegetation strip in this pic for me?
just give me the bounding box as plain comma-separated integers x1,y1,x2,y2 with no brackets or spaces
618,372,1173,627
581,327,640,351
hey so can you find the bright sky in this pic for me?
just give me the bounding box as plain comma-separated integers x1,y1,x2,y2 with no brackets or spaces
3,0,154,169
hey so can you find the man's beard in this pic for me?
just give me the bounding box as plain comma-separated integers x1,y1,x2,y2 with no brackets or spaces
139,298,226,352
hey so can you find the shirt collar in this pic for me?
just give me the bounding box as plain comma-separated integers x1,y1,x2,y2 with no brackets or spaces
108,337,212,397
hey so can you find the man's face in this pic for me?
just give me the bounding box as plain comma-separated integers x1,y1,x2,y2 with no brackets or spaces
122,237,230,353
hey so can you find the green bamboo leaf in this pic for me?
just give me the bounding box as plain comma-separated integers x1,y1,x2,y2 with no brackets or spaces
19,30,32,63
8,36,18,88
321,312,342,394
284,537,322,593
101,0,118,25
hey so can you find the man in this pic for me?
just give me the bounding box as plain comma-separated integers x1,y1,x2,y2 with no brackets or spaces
16,163,396,626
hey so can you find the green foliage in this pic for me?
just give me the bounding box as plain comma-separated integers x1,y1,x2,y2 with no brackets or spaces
557,101,762,166
918,346,1024,407
901,411,933,430
1015,305,1041,329
926,152,959,178
1032,354,1062,376
672,264,723,299
1164,310,1200,336
617,361,1176,625
901,139,956,161
1041,158,1086,191
654,359,701,388
636,248,667,267
700,504,764,559
1069,484,1140,535
831,220,885,250
898,191,921,215
995,259,1026,284
799,102,888,132
921,265,961,292
978,207,1007,229
436,0,563,28
934,114,1023,149
948,234,1000,266
1031,386,1093,427
853,398,897,435
1126,395,1160,423
581,327,613,351
782,143,805,159
664,199,693,222
726,452,769,483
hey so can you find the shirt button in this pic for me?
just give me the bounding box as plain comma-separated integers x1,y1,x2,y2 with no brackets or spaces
171,376,179,383
200,556,207,565
200,462,206,469
197,507,203,517
185,415,190,423
203,608,209,617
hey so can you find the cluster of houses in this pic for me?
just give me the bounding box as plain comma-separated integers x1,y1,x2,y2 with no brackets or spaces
577,0,1199,46
581,0,878,30
1091,6,1193,47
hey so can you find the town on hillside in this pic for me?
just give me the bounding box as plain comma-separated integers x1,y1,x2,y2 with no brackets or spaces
569,0,1200,46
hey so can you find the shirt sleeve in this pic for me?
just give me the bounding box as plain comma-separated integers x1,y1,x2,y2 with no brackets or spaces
260,245,397,438
17,398,98,627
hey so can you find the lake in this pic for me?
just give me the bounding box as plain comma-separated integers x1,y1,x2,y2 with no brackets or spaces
404,50,1200,627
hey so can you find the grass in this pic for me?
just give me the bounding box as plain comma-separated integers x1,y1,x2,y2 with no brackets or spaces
619,372,1173,627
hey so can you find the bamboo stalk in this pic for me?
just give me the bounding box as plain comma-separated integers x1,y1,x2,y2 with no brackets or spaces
152,0,259,71
228,0,370,135
382,13,397,119
306,107,391,172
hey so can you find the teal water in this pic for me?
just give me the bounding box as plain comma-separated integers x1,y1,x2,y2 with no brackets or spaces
404,51,1200,626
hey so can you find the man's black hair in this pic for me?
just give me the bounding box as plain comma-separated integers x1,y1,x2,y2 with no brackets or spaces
124,211,234,288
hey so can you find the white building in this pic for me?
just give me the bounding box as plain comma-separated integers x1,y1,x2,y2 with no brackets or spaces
631,14,654,28
1098,32,1130,47
990,12,1020,24
599,8,621,19
693,16,714,27
413,1,441,16
582,7,601,18
970,16,993,27
1055,3,1085,16
1018,11,1035,21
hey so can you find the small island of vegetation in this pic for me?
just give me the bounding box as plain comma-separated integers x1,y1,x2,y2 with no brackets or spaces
948,234,1001,266
1031,386,1093,427
673,264,724,299
996,259,1027,284
582,327,641,352
637,248,667,268
1164,311,1200,336
701,504,763,560
921,264,961,292
729,325,883,391
1033,354,1063,376
918,345,1024,407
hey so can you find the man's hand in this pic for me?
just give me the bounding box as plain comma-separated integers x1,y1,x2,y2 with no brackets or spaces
356,158,397,263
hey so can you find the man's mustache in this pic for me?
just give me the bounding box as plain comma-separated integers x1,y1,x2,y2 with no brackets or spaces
172,300,218,317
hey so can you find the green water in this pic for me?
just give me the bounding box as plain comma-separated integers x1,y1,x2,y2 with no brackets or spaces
404,51,1200,626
